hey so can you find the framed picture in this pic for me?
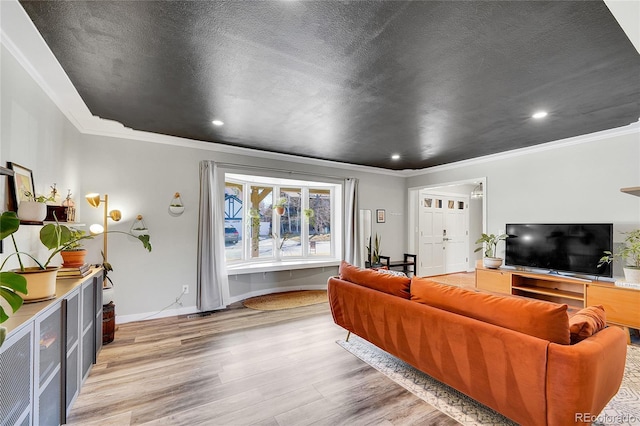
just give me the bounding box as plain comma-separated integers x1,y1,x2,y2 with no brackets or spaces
376,209,386,223
8,162,35,211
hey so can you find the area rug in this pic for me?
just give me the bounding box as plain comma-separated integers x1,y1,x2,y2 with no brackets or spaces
338,335,640,426
242,290,328,311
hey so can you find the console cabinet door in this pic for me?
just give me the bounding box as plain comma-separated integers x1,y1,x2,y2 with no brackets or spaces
34,303,63,426
476,269,511,294
586,285,640,329
0,324,33,426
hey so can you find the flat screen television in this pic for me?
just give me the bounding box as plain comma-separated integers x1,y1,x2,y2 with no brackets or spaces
505,223,613,278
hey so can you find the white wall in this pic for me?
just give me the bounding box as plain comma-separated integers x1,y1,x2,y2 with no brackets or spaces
407,128,640,278
74,134,407,320
0,44,83,269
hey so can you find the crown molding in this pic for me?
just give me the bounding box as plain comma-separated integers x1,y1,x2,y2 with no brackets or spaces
402,120,640,177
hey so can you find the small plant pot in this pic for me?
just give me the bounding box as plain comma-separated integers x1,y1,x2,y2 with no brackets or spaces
61,249,87,268
169,205,185,215
13,266,59,302
274,206,285,215
131,228,149,237
17,201,47,222
483,257,503,269
623,267,640,283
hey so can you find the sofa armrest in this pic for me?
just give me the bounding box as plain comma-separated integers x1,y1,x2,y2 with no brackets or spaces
546,326,627,426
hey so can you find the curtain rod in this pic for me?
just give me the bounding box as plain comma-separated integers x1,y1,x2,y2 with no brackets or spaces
214,161,353,181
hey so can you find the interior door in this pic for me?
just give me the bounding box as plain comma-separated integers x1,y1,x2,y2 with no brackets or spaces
418,193,469,276
443,197,469,273
418,196,445,276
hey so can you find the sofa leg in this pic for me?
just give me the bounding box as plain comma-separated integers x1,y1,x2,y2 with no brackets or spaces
346,331,351,342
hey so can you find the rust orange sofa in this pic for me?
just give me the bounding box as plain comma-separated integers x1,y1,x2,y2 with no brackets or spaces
328,262,628,426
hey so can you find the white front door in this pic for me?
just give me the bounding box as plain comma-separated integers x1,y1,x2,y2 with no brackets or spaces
417,193,469,276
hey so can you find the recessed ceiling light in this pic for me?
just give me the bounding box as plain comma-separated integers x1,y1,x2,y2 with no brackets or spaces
532,111,548,119
212,120,224,126
391,154,400,160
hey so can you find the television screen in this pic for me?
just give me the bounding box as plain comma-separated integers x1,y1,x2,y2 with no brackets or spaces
505,223,613,277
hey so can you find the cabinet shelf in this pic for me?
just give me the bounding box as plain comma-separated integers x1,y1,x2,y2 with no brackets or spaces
511,285,584,301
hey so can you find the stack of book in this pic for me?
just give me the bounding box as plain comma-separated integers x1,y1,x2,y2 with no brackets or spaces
57,264,91,279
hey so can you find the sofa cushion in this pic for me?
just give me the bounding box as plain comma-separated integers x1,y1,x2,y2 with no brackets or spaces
410,277,570,344
569,305,606,344
339,261,411,299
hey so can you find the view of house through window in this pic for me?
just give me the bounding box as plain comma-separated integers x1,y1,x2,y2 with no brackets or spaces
224,173,341,266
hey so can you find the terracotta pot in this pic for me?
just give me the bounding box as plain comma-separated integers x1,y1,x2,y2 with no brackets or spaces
623,267,640,283
61,249,87,267
483,257,503,269
275,206,285,215
17,201,47,222
13,266,59,302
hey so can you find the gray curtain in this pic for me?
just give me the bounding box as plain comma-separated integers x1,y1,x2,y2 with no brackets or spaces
343,178,361,266
197,160,228,311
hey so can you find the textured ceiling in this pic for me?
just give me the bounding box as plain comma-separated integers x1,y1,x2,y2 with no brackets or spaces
19,1,640,170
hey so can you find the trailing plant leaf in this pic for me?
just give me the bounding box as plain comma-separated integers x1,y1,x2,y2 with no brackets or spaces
0,211,20,240
137,234,152,252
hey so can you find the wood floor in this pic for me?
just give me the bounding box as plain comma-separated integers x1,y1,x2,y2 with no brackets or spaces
67,302,459,426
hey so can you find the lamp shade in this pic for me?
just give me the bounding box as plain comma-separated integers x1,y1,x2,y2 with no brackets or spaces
86,193,101,207
90,223,104,234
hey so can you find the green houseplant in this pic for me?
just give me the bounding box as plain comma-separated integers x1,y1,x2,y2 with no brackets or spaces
474,232,509,269
0,211,152,320
17,191,54,222
366,233,382,266
59,228,88,267
273,197,287,215
598,229,640,283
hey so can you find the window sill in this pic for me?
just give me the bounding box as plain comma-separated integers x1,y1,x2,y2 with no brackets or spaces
226,259,340,275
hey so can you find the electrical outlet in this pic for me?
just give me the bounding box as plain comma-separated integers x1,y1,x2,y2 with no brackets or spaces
182,285,189,294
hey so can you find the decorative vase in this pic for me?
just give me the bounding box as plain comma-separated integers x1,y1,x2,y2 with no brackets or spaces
17,201,47,222
623,267,640,283
14,266,59,302
483,257,503,269
61,249,87,267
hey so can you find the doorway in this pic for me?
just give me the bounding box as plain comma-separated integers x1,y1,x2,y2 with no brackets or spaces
408,178,486,277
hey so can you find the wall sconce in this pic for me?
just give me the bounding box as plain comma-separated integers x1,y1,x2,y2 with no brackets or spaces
169,192,185,215
86,193,122,286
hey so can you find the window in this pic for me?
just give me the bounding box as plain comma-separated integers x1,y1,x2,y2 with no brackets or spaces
224,173,342,269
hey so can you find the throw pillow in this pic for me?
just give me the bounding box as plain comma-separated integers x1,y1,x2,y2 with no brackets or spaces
569,305,606,344
410,277,571,345
374,268,408,278
339,261,411,299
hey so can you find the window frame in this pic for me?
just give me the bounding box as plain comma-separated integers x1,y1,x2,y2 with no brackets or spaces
224,173,342,274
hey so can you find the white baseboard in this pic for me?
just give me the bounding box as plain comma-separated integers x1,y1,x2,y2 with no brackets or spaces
115,283,328,324
116,305,200,324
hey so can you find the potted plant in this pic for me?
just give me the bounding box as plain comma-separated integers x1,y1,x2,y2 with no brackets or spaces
169,192,184,215
60,228,88,267
0,211,152,303
366,233,382,266
475,232,509,269
17,191,53,222
273,197,287,215
599,229,640,283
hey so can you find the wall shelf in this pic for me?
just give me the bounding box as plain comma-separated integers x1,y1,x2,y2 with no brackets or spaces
621,186,640,197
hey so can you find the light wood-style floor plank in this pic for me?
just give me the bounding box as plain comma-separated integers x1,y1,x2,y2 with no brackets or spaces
67,302,459,425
